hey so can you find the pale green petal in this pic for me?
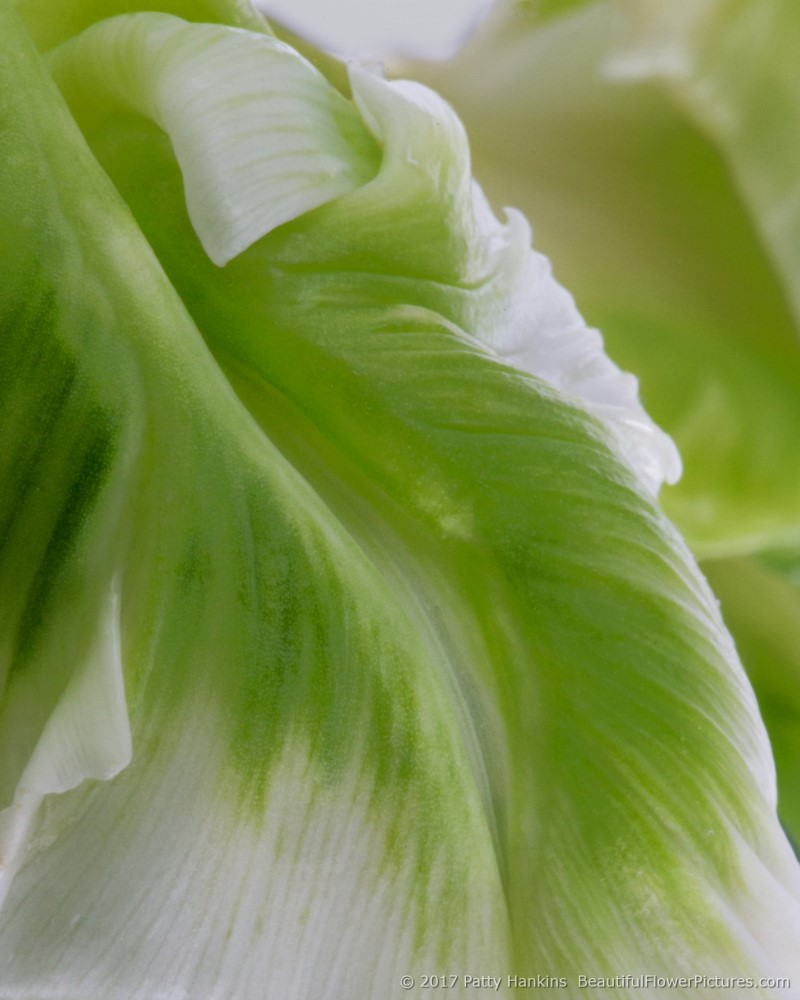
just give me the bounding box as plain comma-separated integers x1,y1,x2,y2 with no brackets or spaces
413,1,800,556
611,0,800,330
2,1,800,994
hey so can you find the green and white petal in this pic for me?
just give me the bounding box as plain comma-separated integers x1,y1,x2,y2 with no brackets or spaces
1,7,508,993
49,10,679,495
347,65,681,495
29,6,800,987
49,13,379,264
412,1,800,556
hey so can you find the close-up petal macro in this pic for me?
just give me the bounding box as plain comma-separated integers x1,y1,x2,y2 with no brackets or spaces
1,1,799,997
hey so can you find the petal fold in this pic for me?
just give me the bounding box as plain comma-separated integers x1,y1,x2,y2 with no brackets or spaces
49,13,379,264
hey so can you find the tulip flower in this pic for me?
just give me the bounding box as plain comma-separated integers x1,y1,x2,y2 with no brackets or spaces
412,0,800,862
1,0,798,996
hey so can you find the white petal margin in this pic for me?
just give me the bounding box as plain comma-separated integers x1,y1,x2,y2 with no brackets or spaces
48,13,378,265
0,581,130,908
0,696,510,1000
348,66,682,495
